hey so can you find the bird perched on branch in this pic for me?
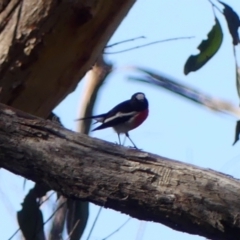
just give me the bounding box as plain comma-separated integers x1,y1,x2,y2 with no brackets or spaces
76,92,149,149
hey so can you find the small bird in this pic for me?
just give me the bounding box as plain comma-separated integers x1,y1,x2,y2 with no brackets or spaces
76,92,149,148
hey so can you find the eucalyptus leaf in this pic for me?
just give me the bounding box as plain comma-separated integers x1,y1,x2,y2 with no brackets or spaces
184,18,223,75
233,120,240,145
220,1,240,45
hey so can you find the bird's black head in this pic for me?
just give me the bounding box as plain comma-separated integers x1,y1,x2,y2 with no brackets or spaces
130,92,148,110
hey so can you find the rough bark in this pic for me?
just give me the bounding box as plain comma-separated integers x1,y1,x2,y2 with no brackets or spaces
0,0,135,118
0,103,240,240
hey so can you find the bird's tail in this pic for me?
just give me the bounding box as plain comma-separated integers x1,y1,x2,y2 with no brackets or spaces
75,113,106,123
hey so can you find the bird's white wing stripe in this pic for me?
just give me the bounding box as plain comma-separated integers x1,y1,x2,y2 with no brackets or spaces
94,117,104,123
104,111,137,123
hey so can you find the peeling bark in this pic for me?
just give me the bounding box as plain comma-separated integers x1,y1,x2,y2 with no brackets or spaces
0,103,240,240
0,0,135,117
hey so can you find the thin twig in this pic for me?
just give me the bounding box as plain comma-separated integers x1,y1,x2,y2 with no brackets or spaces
210,1,217,18
208,0,223,14
39,191,55,206
86,207,102,240
105,36,145,48
43,201,67,229
104,36,194,54
28,200,67,240
135,221,147,240
8,228,21,240
30,201,67,240
101,217,131,240
66,219,80,240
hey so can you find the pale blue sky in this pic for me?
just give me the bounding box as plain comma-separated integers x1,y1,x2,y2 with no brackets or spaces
1,0,240,239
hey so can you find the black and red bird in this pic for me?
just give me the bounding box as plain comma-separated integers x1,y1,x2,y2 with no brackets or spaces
76,92,149,148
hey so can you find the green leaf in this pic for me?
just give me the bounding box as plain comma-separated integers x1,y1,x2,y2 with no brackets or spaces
233,120,240,145
220,1,240,45
184,18,223,75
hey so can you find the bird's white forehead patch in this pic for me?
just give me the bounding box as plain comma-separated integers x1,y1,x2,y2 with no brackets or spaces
136,93,145,100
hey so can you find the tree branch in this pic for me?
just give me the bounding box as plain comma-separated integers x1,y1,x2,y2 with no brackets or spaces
0,103,240,240
76,55,112,133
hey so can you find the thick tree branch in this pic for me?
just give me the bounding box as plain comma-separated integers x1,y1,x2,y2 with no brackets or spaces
0,0,135,118
0,103,240,240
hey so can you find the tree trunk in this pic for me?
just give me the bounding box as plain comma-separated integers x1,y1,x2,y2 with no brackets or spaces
0,103,240,240
0,0,135,118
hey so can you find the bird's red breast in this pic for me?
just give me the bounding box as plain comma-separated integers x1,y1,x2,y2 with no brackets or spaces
132,108,149,130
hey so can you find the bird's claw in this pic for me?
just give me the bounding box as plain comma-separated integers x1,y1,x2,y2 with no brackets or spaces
114,141,122,146
127,145,142,150
114,142,141,150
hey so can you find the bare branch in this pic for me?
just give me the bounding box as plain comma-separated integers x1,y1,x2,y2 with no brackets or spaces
86,207,102,240
8,227,21,240
101,217,131,240
66,219,80,240
106,36,145,48
76,55,112,133
104,36,194,54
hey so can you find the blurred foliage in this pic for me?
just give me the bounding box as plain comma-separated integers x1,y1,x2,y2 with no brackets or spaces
220,1,240,45
129,67,240,117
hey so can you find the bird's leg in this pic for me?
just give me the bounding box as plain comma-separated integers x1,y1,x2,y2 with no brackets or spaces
122,134,127,146
126,132,138,149
118,133,121,145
